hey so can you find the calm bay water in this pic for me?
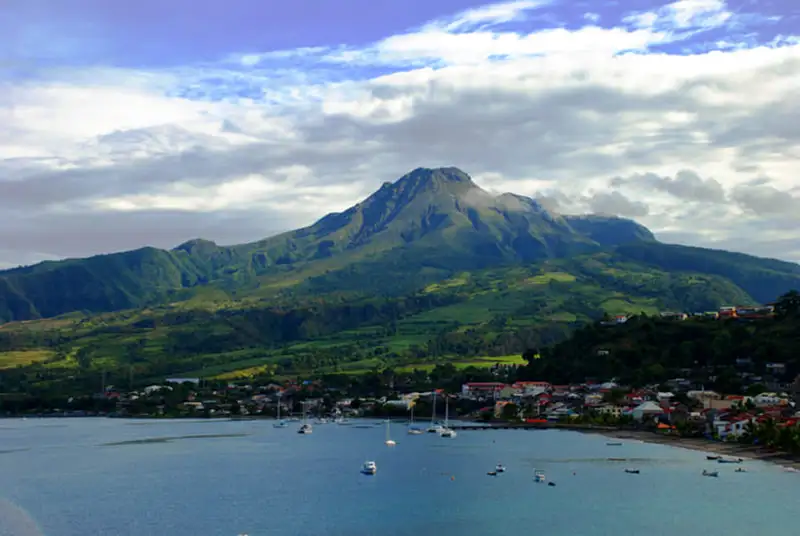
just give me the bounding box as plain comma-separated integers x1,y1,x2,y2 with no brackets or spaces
1,418,798,536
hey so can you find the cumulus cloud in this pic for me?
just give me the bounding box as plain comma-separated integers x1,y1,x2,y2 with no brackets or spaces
586,191,650,218
0,0,799,266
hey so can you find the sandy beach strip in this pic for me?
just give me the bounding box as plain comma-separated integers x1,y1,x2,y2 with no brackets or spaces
590,428,800,470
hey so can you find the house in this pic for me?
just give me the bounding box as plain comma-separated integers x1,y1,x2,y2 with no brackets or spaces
631,401,664,422
513,381,552,394
659,311,688,320
753,392,787,407
688,390,720,403
166,378,200,385
766,363,787,376
499,385,522,400
713,414,756,439
596,404,625,418
461,382,506,399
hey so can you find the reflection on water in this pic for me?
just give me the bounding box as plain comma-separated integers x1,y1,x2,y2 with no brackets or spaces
102,433,249,446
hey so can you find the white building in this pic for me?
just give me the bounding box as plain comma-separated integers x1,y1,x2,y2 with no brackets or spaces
631,401,663,422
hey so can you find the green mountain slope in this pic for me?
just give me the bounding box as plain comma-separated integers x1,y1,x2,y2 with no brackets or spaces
1,167,799,323
0,254,762,388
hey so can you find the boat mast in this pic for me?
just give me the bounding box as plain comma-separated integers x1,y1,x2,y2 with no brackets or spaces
431,391,437,424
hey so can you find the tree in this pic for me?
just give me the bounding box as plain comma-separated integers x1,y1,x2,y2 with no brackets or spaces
501,403,519,421
775,290,800,318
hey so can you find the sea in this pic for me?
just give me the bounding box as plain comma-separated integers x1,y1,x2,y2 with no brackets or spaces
1,418,798,536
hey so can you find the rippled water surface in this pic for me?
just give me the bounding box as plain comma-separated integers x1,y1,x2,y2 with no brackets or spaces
1,418,798,535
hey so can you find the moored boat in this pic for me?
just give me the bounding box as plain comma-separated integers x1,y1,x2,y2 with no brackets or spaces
361,461,377,475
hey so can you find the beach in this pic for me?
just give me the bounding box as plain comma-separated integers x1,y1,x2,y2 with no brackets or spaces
597,429,800,470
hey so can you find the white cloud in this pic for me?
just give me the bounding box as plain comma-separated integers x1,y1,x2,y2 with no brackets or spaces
425,0,551,32
1,0,799,265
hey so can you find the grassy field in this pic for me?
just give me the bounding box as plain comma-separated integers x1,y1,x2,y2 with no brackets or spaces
0,349,56,369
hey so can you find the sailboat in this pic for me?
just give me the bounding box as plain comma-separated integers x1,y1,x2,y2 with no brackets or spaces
385,419,397,446
427,391,444,434
440,395,457,438
298,402,313,434
408,405,424,435
273,399,288,428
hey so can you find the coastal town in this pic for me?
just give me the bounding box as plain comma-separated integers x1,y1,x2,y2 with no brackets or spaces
27,366,798,445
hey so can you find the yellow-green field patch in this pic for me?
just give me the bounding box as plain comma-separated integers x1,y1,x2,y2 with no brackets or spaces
524,272,576,285
0,349,56,369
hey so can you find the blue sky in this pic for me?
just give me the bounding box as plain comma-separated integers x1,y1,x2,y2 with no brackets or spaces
0,0,798,267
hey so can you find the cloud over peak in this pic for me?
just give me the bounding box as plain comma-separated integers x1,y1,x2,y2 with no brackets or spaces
0,0,798,268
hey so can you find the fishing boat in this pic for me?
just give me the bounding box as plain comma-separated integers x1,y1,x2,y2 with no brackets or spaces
717,457,743,464
606,442,623,446
495,463,506,473
361,461,377,475
534,469,546,482
624,468,640,474
706,455,721,460
735,467,747,473
702,470,719,477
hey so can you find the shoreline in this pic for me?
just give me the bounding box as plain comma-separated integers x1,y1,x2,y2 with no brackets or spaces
590,428,800,470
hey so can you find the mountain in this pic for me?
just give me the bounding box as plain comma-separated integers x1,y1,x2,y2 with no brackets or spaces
1,166,799,323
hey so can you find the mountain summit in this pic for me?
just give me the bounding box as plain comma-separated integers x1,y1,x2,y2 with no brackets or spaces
1,167,798,322
243,166,613,268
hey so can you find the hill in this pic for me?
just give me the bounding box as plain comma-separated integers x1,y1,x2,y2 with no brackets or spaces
1,167,799,323
2,167,800,397
519,291,800,390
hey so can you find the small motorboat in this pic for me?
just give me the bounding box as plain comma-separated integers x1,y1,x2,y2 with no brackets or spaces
608,457,626,462
606,442,623,446
534,469,546,483
361,461,377,475
495,464,506,473
298,423,313,434
548,481,556,487
408,428,425,435
706,455,721,460
702,470,719,477
717,458,743,464
624,468,640,474
487,471,498,476
735,467,747,473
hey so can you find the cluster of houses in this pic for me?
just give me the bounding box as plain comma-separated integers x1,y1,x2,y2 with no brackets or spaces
458,380,798,439
606,303,777,325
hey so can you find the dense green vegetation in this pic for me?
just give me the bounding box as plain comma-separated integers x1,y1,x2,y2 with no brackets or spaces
2,167,799,323
1,167,800,399
519,290,800,389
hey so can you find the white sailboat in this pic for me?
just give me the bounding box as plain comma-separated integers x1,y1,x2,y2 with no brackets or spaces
440,395,457,438
408,405,424,435
385,419,397,446
298,402,313,434
427,391,444,434
273,398,288,428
